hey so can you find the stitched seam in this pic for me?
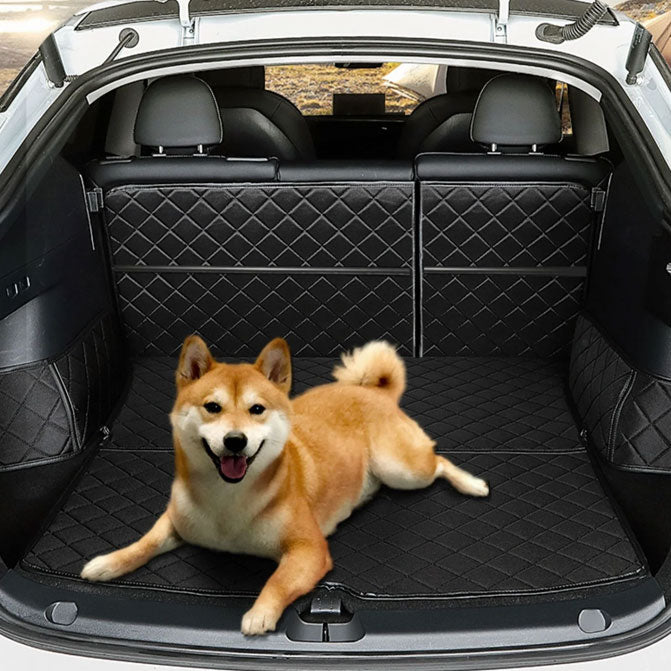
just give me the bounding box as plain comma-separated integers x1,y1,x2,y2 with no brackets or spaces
609,370,637,463
424,181,589,193
50,362,81,451
18,560,646,600
579,311,671,383
106,181,413,196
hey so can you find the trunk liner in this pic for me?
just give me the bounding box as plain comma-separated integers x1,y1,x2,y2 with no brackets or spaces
20,356,647,601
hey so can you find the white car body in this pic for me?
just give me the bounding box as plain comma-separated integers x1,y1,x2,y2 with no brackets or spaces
2,2,671,176
1,1,671,668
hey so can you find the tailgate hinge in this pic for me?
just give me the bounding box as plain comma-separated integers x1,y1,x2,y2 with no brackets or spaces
494,0,509,43
86,188,104,213
176,0,196,43
591,187,606,212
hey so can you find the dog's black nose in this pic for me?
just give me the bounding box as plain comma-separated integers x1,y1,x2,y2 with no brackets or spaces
223,431,247,453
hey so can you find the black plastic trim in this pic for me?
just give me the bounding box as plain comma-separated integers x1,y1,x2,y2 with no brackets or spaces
581,310,671,384
0,570,663,668
111,265,585,276
113,265,411,275
424,266,587,276
38,34,66,88
412,179,422,356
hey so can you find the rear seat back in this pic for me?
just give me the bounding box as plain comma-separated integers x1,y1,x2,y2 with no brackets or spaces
90,73,611,361
89,75,278,188
101,167,415,358
88,76,412,358
416,74,611,358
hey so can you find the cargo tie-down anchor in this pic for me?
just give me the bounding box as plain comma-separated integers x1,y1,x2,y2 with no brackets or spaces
285,592,364,642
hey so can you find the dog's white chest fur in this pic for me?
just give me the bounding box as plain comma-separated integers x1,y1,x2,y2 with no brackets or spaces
170,476,284,560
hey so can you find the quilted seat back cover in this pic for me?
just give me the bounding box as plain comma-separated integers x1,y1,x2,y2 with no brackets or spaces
105,183,415,357
103,177,598,359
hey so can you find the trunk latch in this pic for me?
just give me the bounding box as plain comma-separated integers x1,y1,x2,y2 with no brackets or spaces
285,592,365,642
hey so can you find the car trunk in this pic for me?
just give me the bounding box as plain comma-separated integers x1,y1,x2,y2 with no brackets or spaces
1,92,671,662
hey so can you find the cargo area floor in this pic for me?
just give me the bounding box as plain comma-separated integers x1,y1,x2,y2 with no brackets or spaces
20,356,648,603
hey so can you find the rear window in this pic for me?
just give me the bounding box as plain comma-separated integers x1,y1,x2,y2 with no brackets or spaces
557,81,573,136
265,63,420,116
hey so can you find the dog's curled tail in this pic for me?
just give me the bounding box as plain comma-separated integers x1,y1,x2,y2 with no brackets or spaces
333,341,406,403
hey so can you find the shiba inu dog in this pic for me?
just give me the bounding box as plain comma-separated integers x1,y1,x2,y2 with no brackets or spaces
81,336,489,635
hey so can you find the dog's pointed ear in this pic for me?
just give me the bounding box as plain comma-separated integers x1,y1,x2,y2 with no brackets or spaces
255,338,291,393
177,335,213,387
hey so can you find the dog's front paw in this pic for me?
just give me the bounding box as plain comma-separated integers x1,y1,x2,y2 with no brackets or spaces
80,553,124,582
241,604,280,636
458,475,490,498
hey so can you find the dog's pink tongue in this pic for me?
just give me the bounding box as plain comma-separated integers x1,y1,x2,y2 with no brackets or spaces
220,455,248,480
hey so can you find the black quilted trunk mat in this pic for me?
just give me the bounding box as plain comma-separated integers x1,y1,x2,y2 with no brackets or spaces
21,356,647,601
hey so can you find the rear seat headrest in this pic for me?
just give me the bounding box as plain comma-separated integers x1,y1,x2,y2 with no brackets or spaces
470,74,562,149
199,66,265,90
134,75,223,149
445,67,503,94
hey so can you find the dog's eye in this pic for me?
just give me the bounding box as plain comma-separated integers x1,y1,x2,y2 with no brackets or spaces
204,402,222,414
249,404,265,415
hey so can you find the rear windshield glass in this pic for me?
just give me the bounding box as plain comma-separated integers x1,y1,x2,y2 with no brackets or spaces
265,63,420,116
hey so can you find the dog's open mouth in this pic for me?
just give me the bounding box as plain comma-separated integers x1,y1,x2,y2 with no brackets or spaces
201,438,265,483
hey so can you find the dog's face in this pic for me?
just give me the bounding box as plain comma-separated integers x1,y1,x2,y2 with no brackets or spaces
170,337,292,484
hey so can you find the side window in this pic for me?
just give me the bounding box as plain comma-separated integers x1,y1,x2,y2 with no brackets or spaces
265,64,420,116
556,82,573,137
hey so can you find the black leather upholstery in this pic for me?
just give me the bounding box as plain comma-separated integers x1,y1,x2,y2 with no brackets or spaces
396,94,479,158
22,355,646,602
396,67,503,158
471,74,562,148
134,76,222,149
446,66,502,94
0,311,124,472
415,127,609,357
199,66,265,90
278,160,414,182
213,87,315,160
90,75,278,188
87,157,278,190
101,175,415,357
570,314,671,474
416,153,611,186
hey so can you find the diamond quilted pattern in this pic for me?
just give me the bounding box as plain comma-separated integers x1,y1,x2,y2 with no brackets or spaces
569,316,632,461
111,358,177,449
422,184,593,268
423,274,583,358
109,356,581,454
22,449,644,599
569,316,671,472
615,377,671,471
403,358,580,452
21,450,278,594
328,451,643,596
116,271,414,357
0,363,72,470
54,313,126,448
106,184,413,268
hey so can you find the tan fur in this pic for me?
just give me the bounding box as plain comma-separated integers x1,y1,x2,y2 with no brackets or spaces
81,337,489,635
333,340,406,402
